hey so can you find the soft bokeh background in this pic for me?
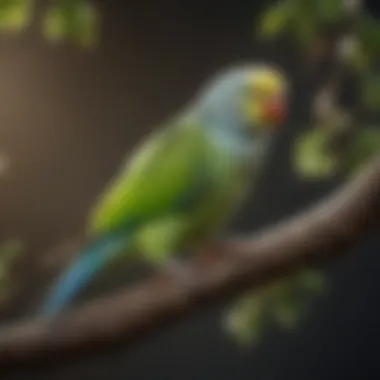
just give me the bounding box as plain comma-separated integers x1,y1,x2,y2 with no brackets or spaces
0,0,380,379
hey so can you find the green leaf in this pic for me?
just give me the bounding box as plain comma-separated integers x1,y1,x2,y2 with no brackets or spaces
71,1,98,47
343,128,380,174
258,0,293,39
290,0,346,49
358,13,380,62
0,0,32,32
284,0,320,49
296,269,325,294
314,0,344,24
223,294,265,345
293,128,339,180
42,0,99,47
349,41,371,73
272,298,300,329
0,239,24,299
292,13,318,48
266,270,324,330
0,239,24,264
362,74,380,111
42,4,68,43
264,279,301,329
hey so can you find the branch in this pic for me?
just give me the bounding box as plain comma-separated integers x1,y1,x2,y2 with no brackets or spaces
1,155,380,374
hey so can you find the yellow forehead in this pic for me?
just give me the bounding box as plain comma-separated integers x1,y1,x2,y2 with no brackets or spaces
250,70,287,94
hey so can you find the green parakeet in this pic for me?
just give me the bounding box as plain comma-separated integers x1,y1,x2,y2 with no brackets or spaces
41,64,289,317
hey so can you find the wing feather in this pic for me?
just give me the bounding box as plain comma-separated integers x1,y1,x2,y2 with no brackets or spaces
89,123,214,235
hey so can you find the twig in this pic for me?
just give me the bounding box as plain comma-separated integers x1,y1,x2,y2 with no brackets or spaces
0,154,380,373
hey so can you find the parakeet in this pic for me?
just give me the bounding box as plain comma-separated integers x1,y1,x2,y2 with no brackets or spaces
41,63,288,317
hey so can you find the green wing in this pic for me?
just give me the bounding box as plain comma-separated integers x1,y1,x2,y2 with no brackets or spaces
88,122,215,235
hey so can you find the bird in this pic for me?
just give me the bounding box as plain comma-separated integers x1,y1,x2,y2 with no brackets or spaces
40,63,288,317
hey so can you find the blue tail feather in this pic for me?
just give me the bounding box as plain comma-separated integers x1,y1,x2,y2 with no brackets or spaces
41,234,129,317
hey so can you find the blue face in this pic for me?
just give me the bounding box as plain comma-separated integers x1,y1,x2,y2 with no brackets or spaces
186,65,282,159
194,66,255,134
189,63,288,139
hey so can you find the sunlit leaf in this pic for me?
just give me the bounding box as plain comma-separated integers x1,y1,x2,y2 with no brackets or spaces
223,294,265,345
42,4,68,43
362,74,380,111
42,0,99,47
294,126,380,179
293,128,339,180
258,0,293,39
0,0,32,32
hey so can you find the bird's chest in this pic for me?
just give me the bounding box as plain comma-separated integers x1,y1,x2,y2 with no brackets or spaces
208,131,266,189
201,131,270,222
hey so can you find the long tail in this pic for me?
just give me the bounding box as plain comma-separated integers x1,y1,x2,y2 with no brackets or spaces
40,234,130,317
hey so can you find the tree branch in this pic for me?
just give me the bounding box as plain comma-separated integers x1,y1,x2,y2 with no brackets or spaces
0,154,380,373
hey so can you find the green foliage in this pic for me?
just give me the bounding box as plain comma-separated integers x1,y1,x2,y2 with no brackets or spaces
293,126,380,180
349,42,371,73
344,13,380,72
257,0,380,69
362,74,380,111
0,0,99,47
343,128,380,175
224,293,266,345
358,14,380,63
309,0,344,24
0,0,32,32
247,0,380,349
42,0,99,48
258,0,294,39
269,269,325,329
0,238,25,301
257,0,346,47
224,270,325,344
292,127,340,180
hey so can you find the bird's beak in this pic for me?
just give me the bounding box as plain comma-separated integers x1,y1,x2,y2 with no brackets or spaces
262,96,287,127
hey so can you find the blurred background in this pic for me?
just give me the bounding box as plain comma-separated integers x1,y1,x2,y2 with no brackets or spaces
0,0,380,379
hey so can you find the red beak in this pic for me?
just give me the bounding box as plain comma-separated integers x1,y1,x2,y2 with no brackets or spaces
263,98,286,126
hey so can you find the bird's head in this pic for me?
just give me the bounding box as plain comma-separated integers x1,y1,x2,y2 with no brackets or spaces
243,65,288,130
194,64,289,135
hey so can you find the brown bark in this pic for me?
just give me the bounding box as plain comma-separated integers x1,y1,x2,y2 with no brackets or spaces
0,155,379,373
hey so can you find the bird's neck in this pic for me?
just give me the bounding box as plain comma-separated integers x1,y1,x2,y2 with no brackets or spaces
187,115,272,161
177,101,273,162
208,125,272,164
